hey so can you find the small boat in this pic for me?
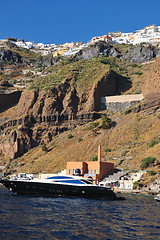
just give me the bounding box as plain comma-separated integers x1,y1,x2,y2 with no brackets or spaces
154,194,160,202
0,174,117,200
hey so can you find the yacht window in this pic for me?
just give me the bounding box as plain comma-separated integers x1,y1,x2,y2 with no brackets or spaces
57,180,85,184
69,169,71,174
91,170,93,174
81,179,93,184
73,169,75,174
47,176,74,180
94,170,97,174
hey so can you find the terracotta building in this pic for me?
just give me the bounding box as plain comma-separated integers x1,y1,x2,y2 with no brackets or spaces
66,145,114,183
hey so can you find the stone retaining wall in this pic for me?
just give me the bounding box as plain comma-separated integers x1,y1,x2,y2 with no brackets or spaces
101,94,144,112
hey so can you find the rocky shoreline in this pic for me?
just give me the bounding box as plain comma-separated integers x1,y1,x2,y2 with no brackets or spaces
114,188,159,196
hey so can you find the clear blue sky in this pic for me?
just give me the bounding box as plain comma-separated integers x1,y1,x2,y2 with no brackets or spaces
0,0,159,44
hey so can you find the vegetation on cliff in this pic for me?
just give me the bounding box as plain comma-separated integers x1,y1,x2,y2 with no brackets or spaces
29,58,110,92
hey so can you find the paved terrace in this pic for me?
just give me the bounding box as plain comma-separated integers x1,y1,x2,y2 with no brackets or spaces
102,94,144,103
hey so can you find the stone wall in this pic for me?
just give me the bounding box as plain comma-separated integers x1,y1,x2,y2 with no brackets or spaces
104,101,142,112
101,94,144,112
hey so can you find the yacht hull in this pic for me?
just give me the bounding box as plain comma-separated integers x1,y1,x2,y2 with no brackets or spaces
0,179,117,200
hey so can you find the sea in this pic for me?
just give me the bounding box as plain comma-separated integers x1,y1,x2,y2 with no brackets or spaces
0,186,159,240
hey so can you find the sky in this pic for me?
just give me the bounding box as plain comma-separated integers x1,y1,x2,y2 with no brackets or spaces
0,0,160,45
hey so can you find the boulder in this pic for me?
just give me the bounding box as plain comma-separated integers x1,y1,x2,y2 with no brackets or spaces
0,49,22,64
123,45,157,63
75,42,121,60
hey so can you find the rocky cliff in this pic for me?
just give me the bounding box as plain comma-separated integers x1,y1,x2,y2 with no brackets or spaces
0,128,35,159
12,69,120,119
0,49,22,65
0,45,60,69
0,42,160,174
1,41,160,70
123,44,160,63
142,57,160,97
75,42,160,63
0,67,127,159
75,42,121,60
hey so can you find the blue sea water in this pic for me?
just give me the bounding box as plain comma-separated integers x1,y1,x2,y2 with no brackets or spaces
0,187,159,240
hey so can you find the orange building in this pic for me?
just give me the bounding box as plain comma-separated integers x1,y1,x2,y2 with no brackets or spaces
66,145,114,183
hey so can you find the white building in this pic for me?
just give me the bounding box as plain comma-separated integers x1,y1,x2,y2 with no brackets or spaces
112,33,132,44
37,43,45,48
119,172,144,190
110,24,160,45
89,35,112,45
25,41,34,48
15,40,34,49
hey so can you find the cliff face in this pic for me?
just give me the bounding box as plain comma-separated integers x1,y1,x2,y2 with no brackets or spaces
0,47,60,69
0,126,37,159
123,45,160,63
0,42,160,166
75,42,160,63
75,42,121,60
142,57,160,97
0,69,120,159
0,49,22,65
14,84,79,118
13,69,119,119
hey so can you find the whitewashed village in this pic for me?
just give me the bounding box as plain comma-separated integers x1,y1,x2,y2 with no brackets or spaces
1,24,160,57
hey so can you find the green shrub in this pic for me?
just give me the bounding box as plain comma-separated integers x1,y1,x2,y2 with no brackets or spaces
78,138,83,143
105,148,111,152
119,67,126,73
148,170,156,176
100,57,119,69
140,161,148,169
101,115,112,129
131,63,138,68
140,156,156,169
0,59,9,66
88,122,99,130
41,144,48,152
135,72,143,76
25,71,33,77
67,134,74,139
91,129,98,136
136,114,140,122
133,181,143,189
91,156,98,161
148,137,160,147
121,150,128,157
